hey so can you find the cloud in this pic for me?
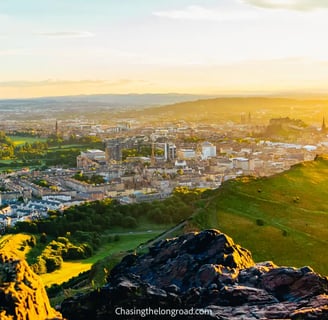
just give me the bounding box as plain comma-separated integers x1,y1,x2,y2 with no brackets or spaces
243,0,328,11
35,31,94,38
0,79,145,88
153,5,258,21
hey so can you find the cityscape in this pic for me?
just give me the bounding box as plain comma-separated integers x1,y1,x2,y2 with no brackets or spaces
1,0,328,319
1,107,327,230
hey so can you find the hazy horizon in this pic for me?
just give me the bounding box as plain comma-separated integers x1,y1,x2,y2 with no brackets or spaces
2,0,328,99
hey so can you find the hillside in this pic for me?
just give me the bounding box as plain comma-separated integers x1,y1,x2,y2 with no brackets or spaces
2,230,328,319
194,155,328,275
114,97,328,124
60,229,328,320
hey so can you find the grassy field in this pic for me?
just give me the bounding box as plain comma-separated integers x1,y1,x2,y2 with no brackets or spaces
0,230,162,287
8,135,47,146
40,232,162,286
196,156,328,275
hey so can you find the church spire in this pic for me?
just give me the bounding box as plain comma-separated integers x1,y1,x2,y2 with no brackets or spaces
321,116,326,133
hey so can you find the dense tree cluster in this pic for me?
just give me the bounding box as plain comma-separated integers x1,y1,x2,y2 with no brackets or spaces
14,188,204,238
16,187,207,275
31,235,94,274
72,172,105,185
122,146,163,160
0,132,104,169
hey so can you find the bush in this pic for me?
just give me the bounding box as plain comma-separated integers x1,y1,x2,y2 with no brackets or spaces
63,246,85,260
81,243,93,257
256,219,265,226
48,240,65,252
40,232,47,244
44,255,63,272
31,257,47,275
27,235,37,247
57,236,70,245
122,216,138,228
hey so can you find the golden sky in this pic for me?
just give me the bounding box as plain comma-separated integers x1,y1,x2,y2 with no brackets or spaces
1,0,328,98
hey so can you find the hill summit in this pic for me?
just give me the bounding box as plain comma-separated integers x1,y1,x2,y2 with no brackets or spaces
60,229,328,319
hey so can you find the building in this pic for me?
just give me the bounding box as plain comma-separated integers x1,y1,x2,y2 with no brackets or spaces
80,149,106,162
77,149,106,170
164,143,177,161
201,142,216,160
105,139,122,162
232,157,255,171
177,148,196,160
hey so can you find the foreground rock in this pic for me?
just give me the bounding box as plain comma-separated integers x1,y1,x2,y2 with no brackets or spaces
61,229,328,319
0,251,63,320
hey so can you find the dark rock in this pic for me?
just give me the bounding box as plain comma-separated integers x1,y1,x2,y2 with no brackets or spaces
60,229,328,320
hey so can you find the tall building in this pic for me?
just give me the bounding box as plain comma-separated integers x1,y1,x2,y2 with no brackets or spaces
321,116,327,133
105,139,122,162
164,143,177,161
201,142,216,160
55,120,59,136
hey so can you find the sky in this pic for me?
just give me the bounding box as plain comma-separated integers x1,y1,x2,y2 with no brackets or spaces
1,0,328,98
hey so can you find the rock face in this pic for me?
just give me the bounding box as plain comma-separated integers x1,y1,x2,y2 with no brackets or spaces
61,229,328,320
0,251,63,320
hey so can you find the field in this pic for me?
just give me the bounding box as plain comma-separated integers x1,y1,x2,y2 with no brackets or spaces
0,230,162,287
40,231,162,286
8,135,47,146
198,156,328,275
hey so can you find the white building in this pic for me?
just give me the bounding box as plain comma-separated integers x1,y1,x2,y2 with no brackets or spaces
80,149,106,161
177,148,196,159
201,142,216,160
164,143,177,161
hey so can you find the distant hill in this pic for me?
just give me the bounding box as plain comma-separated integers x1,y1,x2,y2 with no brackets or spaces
0,93,216,121
194,155,328,275
1,95,328,123
128,97,328,124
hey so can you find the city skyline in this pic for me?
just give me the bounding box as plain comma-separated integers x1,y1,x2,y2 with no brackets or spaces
1,0,328,98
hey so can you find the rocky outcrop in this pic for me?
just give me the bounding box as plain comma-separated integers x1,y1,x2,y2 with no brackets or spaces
0,251,63,320
60,229,328,319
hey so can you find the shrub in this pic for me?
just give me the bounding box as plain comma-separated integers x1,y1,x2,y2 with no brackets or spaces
44,255,63,272
63,246,85,260
40,232,47,244
81,243,93,257
31,257,47,275
122,216,138,228
256,219,265,226
27,235,37,247
57,236,70,245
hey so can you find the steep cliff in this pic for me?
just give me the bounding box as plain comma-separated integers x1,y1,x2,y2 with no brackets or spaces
0,251,63,320
60,229,328,319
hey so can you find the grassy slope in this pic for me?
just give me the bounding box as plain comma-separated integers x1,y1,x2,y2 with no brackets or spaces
0,231,162,287
8,136,47,146
0,234,32,258
200,156,328,275
40,232,161,286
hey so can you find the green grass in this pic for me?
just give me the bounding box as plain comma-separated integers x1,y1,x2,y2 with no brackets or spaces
40,232,162,286
8,135,47,146
196,156,328,275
